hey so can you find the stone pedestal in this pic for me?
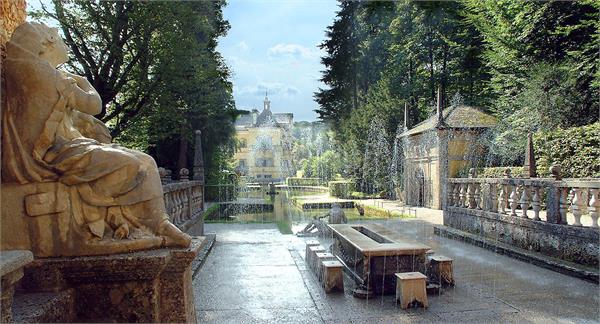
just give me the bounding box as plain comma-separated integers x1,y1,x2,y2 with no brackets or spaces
0,250,33,323
19,238,205,323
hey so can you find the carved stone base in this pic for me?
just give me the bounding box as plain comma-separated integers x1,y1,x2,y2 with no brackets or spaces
19,238,205,323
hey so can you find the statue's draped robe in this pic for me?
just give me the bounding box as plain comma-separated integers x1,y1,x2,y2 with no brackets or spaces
2,43,164,236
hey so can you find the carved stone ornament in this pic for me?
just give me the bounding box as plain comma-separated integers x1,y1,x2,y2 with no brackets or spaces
1,22,191,257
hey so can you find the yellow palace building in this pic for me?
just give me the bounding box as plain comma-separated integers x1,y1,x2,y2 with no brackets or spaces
233,94,294,183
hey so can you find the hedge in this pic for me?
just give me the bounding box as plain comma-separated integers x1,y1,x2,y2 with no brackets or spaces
286,177,323,186
534,123,599,178
328,180,355,198
479,166,525,178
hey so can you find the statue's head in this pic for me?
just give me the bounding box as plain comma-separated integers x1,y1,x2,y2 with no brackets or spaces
8,22,69,67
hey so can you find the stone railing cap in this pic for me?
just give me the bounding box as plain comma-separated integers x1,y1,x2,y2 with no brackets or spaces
0,250,34,277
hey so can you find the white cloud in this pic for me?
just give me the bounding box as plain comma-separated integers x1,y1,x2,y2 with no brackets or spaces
236,82,300,97
267,43,322,60
236,41,249,52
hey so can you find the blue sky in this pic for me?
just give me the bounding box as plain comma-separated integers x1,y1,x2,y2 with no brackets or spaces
28,0,339,121
218,0,339,121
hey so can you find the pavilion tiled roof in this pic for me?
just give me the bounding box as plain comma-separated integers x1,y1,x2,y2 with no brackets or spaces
399,105,497,137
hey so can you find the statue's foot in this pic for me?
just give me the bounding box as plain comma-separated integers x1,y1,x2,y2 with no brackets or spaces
158,221,192,247
114,224,130,239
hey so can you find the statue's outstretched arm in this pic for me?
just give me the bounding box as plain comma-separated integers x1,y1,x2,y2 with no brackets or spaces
63,71,102,116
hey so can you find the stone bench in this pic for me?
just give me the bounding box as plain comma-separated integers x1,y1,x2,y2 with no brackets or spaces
1,250,34,322
314,252,337,281
428,255,454,287
321,260,344,293
395,272,428,309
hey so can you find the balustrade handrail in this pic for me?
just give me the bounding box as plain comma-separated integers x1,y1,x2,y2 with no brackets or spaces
447,177,600,188
162,180,203,193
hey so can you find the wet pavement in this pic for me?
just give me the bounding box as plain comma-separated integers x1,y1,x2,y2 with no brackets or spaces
193,220,599,323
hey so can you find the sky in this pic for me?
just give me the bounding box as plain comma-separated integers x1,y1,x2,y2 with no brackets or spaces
217,0,339,121
27,0,339,121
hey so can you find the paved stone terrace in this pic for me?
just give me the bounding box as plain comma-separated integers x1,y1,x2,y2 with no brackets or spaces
193,220,599,323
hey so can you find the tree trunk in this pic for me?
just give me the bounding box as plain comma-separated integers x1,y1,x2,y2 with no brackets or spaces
177,129,189,173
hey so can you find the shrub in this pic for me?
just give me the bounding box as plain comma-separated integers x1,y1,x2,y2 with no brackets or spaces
534,123,600,178
329,180,355,198
478,167,525,178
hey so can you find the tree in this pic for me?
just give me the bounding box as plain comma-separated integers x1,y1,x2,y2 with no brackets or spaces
33,1,239,184
35,1,164,136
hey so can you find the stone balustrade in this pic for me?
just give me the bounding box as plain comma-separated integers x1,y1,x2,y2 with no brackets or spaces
447,178,600,228
160,168,204,227
443,177,599,269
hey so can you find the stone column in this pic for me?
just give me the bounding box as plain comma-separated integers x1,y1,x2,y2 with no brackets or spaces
438,128,449,211
524,133,537,178
192,130,205,184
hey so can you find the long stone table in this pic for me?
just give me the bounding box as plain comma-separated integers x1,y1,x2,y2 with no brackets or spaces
328,223,431,298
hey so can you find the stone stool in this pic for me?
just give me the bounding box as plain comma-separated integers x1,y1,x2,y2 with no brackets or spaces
428,255,454,286
304,240,321,264
307,246,326,272
395,272,428,309
322,260,344,293
314,252,336,281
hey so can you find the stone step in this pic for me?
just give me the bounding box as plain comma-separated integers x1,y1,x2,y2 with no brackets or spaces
12,289,75,323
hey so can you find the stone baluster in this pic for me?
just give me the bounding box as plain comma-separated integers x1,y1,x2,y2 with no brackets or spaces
531,186,541,221
447,183,454,207
175,190,183,224
473,183,481,210
519,184,530,218
164,192,170,216
570,188,586,227
453,184,460,207
467,182,476,209
186,186,193,221
508,184,519,217
459,183,467,208
180,189,187,222
489,183,499,213
589,189,599,228
558,187,569,224
498,183,506,214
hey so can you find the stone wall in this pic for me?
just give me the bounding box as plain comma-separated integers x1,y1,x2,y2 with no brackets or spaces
444,206,599,267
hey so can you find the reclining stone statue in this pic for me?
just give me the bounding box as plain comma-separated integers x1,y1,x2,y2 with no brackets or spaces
296,203,347,237
1,22,191,257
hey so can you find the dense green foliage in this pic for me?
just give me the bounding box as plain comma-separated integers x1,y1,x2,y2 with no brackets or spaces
328,180,355,198
291,122,343,182
478,167,525,178
316,0,599,188
32,1,238,184
534,123,600,178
